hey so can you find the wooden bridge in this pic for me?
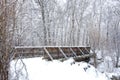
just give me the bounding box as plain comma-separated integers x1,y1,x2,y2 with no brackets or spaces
13,46,95,62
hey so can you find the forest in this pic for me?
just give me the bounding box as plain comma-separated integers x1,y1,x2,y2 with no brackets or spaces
0,0,120,80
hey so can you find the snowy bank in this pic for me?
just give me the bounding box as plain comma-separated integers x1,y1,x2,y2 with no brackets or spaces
10,57,109,80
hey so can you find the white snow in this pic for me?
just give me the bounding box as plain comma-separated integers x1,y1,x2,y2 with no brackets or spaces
14,46,90,49
10,57,109,80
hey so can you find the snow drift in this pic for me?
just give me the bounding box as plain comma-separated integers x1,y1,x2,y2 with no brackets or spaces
10,57,109,80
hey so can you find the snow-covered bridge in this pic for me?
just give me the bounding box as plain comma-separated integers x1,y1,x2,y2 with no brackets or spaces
13,46,95,62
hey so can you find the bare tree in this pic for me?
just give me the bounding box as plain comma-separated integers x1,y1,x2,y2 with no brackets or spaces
37,0,48,45
0,0,18,80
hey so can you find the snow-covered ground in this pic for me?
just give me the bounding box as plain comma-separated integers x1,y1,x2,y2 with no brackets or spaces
10,57,109,80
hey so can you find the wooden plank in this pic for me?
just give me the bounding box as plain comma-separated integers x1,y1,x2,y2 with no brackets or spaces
84,47,90,54
44,47,53,61
70,48,77,57
77,47,84,55
58,47,68,59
